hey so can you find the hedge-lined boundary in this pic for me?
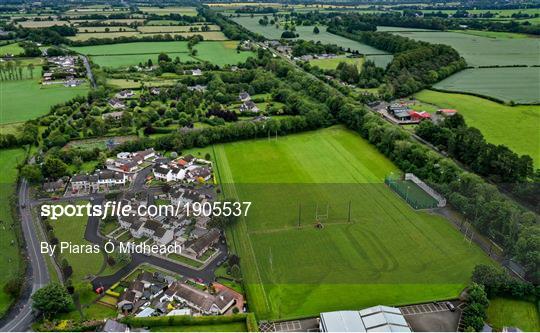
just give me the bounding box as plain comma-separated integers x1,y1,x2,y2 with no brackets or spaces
122,313,259,332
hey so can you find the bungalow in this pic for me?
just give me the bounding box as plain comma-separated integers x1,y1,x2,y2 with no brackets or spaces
160,281,235,315
116,90,135,99
187,85,207,92
191,68,203,76
239,100,259,113
188,166,212,182
102,111,124,121
186,229,220,258
134,148,155,161
150,87,161,95
108,98,126,110
238,91,251,102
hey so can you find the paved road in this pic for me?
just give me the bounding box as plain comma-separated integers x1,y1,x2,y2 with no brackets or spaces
1,179,50,332
86,195,228,291
80,55,96,88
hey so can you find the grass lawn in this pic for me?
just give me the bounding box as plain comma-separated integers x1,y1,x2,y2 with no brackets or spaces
487,298,540,332
49,201,105,281
414,90,540,166
0,148,26,317
151,322,247,332
0,79,89,124
0,43,24,56
309,56,364,70
69,41,190,55
193,41,255,66
211,126,493,320
168,253,203,268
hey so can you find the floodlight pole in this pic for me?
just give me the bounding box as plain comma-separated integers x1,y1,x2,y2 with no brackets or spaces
347,200,351,222
298,203,301,227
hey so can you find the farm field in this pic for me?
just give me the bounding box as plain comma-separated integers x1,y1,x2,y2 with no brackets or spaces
74,41,254,68
231,16,391,56
0,79,90,124
140,6,198,16
393,30,539,66
76,26,136,32
486,298,540,332
414,90,540,165
68,31,140,41
432,67,540,104
309,56,363,70
18,20,71,28
0,148,26,317
0,42,24,56
212,126,493,319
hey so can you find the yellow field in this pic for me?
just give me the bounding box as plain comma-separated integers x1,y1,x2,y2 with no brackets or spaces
19,20,71,28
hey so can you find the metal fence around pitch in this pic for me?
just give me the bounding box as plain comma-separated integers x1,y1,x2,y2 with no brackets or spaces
385,176,439,210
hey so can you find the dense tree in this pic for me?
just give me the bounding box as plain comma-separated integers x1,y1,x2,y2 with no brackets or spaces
32,283,73,316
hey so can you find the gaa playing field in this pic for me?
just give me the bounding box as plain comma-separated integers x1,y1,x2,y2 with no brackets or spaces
211,126,493,320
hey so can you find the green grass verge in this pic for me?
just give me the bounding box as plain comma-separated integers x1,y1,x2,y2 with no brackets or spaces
487,297,540,332
211,125,493,320
151,322,248,332
414,90,540,166
0,148,26,317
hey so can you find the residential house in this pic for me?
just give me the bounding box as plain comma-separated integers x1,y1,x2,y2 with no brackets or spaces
117,290,137,310
161,281,235,315
108,98,126,110
238,91,251,102
103,319,129,332
43,179,66,193
239,100,259,113
186,229,220,258
409,111,431,122
116,90,135,99
191,68,202,76
187,85,207,92
187,166,212,182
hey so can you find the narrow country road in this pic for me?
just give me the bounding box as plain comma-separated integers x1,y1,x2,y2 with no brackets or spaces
80,55,96,88
0,179,50,332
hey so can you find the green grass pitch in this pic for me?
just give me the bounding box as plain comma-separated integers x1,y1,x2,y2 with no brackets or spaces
210,126,493,320
486,297,540,332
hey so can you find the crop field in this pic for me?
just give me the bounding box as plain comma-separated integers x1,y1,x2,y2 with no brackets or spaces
0,42,24,56
76,26,136,32
0,79,90,124
231,16,391,56
486,298,540,332
0,148,25,318
393,31,539,66
415,90,540,165
68,31,140,41
140,6,198,16
309,56,364,70
72,41,253,67
432,67,540,104
212,126,492,319
18,20,71,28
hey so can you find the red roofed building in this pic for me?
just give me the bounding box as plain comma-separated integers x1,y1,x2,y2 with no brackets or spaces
409,111,431,121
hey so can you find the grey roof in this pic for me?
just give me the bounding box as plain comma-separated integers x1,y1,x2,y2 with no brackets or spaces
103,319,128,332
320,306,410,333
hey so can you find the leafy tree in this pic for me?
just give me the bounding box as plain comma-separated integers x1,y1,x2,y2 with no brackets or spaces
313,26,320,34
21,165,43,183
32,283,73,316
42,157,68,179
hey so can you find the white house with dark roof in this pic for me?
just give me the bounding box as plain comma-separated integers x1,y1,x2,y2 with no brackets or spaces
239,100,260,113
160,281,235,315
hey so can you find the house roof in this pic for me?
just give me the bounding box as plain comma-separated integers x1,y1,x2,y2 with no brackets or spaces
137,271,153,283
167,282,234,313
190,229,220,254
119,290,136,303
144,220,162,232
154,165,171,175
103,319,128,332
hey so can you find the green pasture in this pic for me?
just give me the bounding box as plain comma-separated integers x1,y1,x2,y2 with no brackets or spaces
415,90,540,165
231,16,391,55
193,41,256,66
91,53,196,68
393,30,539,66
0,148,25,317
151,322,248,332
139,6,198,16
0,43,24,56
0,78,89,124
69,41,190,55
486,298,540,332
432,67,540,104
309,56,363,70
211,126,493,320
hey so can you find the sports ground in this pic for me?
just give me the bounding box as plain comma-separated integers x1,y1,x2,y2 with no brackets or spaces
210,126,492,319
